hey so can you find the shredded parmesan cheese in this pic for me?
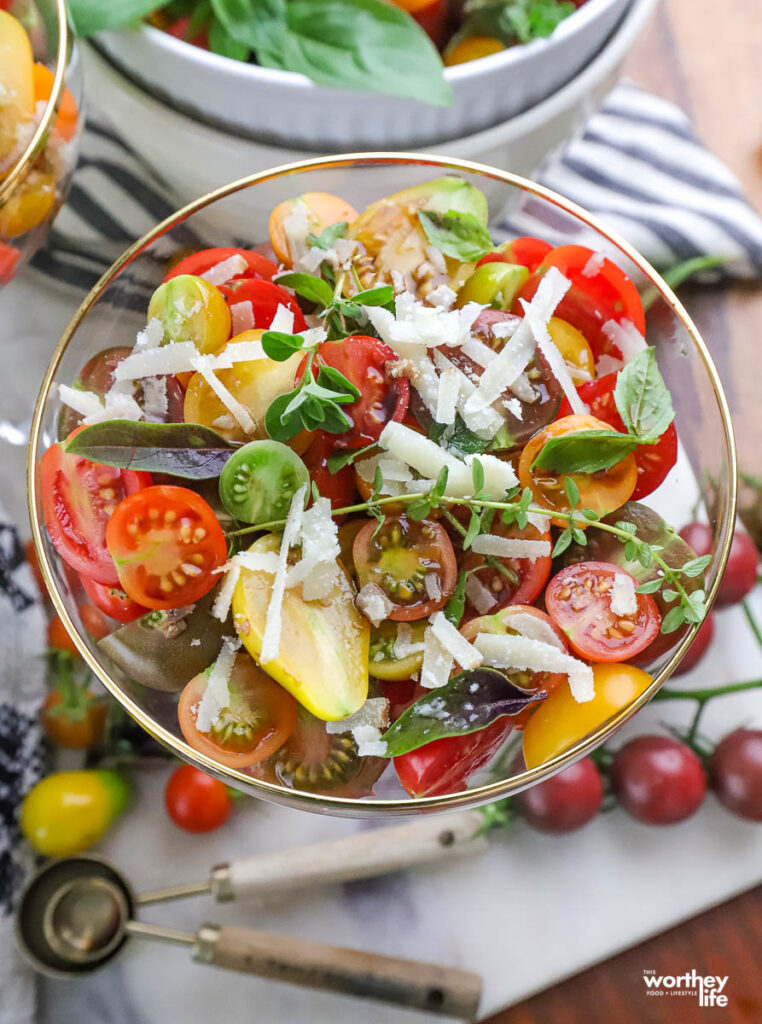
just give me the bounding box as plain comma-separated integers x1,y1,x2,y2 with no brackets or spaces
191,354,256,435
470,535,551,560
230,300,255,335
610,572,638,616
201,254,248,287
114,341,200,380
435,366,460,425
602,318,647,362
356,583,395,626
269,303,294,335
393,623,427,659
582,252,605,278
195,637,241,732
474,633,594,703
465,574,497,614
135,318,164,350
142,376,168,421
420,626,454,689
325,697,390,735
430,611,483,670
58,385,104,418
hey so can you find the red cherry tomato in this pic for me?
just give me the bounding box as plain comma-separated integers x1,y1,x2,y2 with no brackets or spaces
395,717,513,797
709,729,762,822
517,757,604,833
220,277,307,334
546,562,661,661
105,485,227,610
164,765,232,833
673,612,714,675
40,436,151,586
300,336,409,449
559,371,678,500
164,16,209,48
0,240,20,283
516,245,645,362
379,678,425,722
679,521,759,606
611,735,706,825
353,514,457,621
301,433,359,513
163,247,277,283
80,574,148,624
477,236,552,274
457,518,552,617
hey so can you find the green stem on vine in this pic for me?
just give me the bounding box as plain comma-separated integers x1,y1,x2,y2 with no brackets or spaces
654,678,762,704
686,701,707,744
743,598,762,652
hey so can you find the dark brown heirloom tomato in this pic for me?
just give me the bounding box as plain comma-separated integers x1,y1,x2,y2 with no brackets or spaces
709,729,762,821
249,706,387,797
353,514,457,620
611,735,706,825
517,757,604,833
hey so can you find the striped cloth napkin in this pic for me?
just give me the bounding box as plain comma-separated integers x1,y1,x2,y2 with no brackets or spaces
33,81,762,291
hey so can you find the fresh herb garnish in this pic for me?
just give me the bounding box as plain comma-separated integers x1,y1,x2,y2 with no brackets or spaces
64,421,235,479
453,0,575,50
380,667,546,757
532,430,640,475
326,442,379,474
418,209,493,263
265,353,360,441
308,222,348,251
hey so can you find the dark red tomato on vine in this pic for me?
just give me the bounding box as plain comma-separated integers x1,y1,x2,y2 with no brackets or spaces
221,278,307,334
163,247,277,284
105,485,227,610
301,434,358,513
80,575,148,624
457,519,552,617
515,245,645,361
546,562,661,661
300,336,409,449
559,371,678,499
477,236,552,274
395,717,513,797
40,437,151,586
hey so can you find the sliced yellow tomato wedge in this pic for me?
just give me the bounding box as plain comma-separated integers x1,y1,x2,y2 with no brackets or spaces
232,535,369,721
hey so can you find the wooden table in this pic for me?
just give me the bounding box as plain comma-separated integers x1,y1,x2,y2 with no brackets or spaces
487,1,762,1020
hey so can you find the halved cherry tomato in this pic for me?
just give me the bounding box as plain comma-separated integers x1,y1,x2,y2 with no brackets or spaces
546,562,661,661
269,192,358,266
548,318,595,386
32,63,78,141
249,705,387,797
299,336,409,450
395,717,512,797
0,170,56,238
163,247,277,283
518,414,637,524
220,277,307,334
105,485,227,610
515,245,646,362
80,575,148,624
353,515,457,620
40,436,151,586
523,662,653,768
178,653,297,770
457,519,552,616
379,677,424,721
559,372,678,500
477,237,552,274
302,433,358,513
369,620,427,681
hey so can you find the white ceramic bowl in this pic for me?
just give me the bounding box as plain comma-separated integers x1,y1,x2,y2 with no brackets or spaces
94,0,632,150
81,0,656,225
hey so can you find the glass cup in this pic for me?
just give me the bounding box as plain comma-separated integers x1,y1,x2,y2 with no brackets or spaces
27,155,737,817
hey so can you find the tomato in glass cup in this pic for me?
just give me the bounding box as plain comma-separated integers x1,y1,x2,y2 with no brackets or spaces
395,717,513,798
80,575,148,624
457,518,552,617
476,236,552,274
221,277,307,333
163,247,278,283
353,514,457,620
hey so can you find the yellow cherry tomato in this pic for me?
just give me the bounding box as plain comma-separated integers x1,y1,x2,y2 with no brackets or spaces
368,619,427,681
0,170,55,238
0,10,34,162
518,414,638,526
548,317,595,386
20,770,131,857
444,36,505,67
32,63,79,142
147,273,231,356
523,662,654,768
269,192,358,266
183,332,312,452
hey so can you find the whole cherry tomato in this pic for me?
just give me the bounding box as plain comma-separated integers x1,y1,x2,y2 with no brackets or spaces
165,765,232,833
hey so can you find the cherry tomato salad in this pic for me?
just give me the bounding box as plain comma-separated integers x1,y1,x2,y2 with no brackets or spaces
40,177,712,800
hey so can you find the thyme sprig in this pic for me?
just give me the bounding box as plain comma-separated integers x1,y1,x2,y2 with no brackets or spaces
226,467,710,634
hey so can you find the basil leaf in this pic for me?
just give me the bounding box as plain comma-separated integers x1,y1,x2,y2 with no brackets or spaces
614,347,675,441
418,209,492,262
261,330,305,361
353,285,395,307
273,271,333,307
308,222,347,250
429,416,489,458
67,0,160,35
214,0,451,105
532,430,639,475
327,443,378,474
64,421,235,479
381,668,546,757
208,16,250,60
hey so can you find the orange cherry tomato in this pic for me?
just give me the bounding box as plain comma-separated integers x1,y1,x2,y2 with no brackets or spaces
444,36,504,66
32,63,78,141
105,485,227,610
518,414,637,526
41,686,106,750
47,614,78,654
268,192,358,266
178,653,297,770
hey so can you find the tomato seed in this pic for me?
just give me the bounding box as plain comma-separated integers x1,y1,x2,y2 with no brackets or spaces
619,620,636,634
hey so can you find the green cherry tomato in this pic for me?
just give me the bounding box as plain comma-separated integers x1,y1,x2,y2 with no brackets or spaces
457,262,529,310
368,620,426,681
219,440,309,525
147,274,231,355
20,770,131,857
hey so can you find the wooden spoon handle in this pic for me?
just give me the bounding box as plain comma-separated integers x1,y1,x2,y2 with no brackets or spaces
213,810,487,902
193,923,482,1019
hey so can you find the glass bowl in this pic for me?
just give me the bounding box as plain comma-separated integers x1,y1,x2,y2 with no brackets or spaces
0,0,83,287
27,154,737,817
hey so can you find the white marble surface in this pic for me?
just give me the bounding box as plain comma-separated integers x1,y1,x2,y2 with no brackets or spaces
4,268,762,1023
